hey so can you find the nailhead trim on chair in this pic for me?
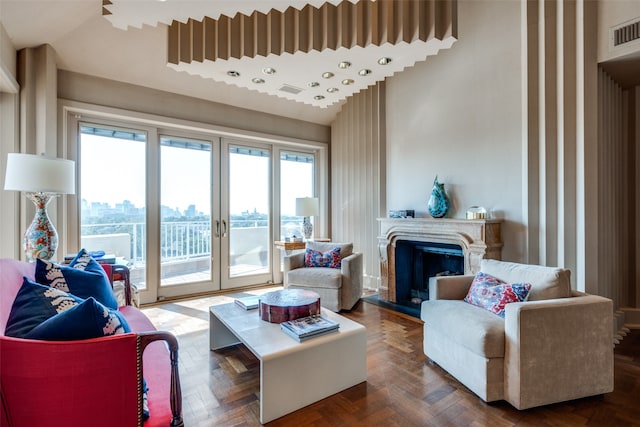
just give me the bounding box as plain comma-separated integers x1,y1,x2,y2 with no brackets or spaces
136,335,143,426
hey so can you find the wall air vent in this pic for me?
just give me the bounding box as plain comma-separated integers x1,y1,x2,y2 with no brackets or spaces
614,20,639,46
279,84,303,95
610,18,640,50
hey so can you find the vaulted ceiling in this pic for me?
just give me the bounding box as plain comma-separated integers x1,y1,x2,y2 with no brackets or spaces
0,0,457,124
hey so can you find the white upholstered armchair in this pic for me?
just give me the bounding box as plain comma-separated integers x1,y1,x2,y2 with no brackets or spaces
421,259,614,410
283,241,363,312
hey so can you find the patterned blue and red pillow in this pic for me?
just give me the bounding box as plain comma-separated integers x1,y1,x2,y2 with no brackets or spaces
6,248,124,339
464,272,532,318
5,277,129,339
35,248,118,309
304,247,342,268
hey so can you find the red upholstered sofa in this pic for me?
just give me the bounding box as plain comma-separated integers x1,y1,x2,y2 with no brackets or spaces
0,259,183,427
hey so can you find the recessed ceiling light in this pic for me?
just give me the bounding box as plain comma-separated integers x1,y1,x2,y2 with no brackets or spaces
252,78,265,84
308,82,320,88
377,57,392,65
338,61,351,69
227,70,240,77
314,95,325,100
262,67,276,75
341,79,354,85
327,87,339,93
322,72,334,79
358,69,372,76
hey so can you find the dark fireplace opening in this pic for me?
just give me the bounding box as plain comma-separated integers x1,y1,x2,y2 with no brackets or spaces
394,240,464,310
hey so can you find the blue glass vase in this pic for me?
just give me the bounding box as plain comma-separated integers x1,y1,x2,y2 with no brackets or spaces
428,176,449,218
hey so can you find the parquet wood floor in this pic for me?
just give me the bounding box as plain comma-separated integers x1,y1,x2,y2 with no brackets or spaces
142,291,640,426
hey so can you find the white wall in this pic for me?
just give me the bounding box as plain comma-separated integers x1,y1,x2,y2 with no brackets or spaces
385,0,525,261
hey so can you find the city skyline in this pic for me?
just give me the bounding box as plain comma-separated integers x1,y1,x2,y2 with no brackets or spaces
80,198,297,220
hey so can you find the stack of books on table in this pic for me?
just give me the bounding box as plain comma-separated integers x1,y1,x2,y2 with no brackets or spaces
234,296,261,310
280,315,340,342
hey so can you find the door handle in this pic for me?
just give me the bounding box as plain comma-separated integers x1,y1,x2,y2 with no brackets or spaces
222,219,227,238
215,220,220,237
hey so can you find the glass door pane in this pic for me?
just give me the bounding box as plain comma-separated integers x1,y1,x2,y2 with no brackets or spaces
79,124,147,290
159,136,215,293
280,151,315,240
222,143,272,288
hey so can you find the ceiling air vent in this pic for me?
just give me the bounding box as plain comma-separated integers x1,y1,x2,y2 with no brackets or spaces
279,84,303,95
611,18,640,47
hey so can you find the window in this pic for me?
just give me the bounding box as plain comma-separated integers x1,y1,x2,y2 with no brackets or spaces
160,136,212,286
79,124,148,289
227,145,271,279
280,151,315,240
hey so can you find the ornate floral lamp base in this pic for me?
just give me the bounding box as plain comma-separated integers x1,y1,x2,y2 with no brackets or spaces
302,217,313,240
23,192,58,261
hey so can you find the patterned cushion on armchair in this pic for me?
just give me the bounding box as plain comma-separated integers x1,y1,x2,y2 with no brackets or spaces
284,242,362,312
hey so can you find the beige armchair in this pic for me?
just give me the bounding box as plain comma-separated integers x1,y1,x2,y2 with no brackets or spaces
421,259,614,410
283,241,363,312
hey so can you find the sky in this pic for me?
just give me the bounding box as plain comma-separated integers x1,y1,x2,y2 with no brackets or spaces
80,133,313,217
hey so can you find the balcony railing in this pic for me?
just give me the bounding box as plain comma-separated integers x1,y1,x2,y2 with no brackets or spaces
81,219,304,266
161,221,211,261
80,222,146,264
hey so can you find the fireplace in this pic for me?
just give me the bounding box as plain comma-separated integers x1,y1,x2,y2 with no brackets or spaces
394,240,464,308
377,218,503,303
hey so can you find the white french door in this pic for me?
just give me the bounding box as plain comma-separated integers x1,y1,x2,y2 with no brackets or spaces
220,139,273,289
78,123,152,298
157,134,220,299
156,137,274,296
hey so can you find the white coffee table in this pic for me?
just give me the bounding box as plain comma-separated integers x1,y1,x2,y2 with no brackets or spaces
209,303,367,423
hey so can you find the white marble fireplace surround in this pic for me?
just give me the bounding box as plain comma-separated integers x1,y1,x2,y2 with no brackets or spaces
377,218,503,303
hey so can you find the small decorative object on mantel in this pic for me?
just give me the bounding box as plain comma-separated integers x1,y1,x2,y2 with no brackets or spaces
466,206,487,219
388,209,415,218
427,175,449,218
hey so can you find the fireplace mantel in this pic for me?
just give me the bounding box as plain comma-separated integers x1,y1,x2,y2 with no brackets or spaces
377,218,503,302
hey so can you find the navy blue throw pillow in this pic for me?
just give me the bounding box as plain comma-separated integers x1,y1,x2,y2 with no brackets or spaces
25,297,130,341
5,278,84,338
35,249,118,309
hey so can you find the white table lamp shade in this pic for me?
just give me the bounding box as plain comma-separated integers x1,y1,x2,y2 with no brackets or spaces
4,153,75,194
295,197,319,217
